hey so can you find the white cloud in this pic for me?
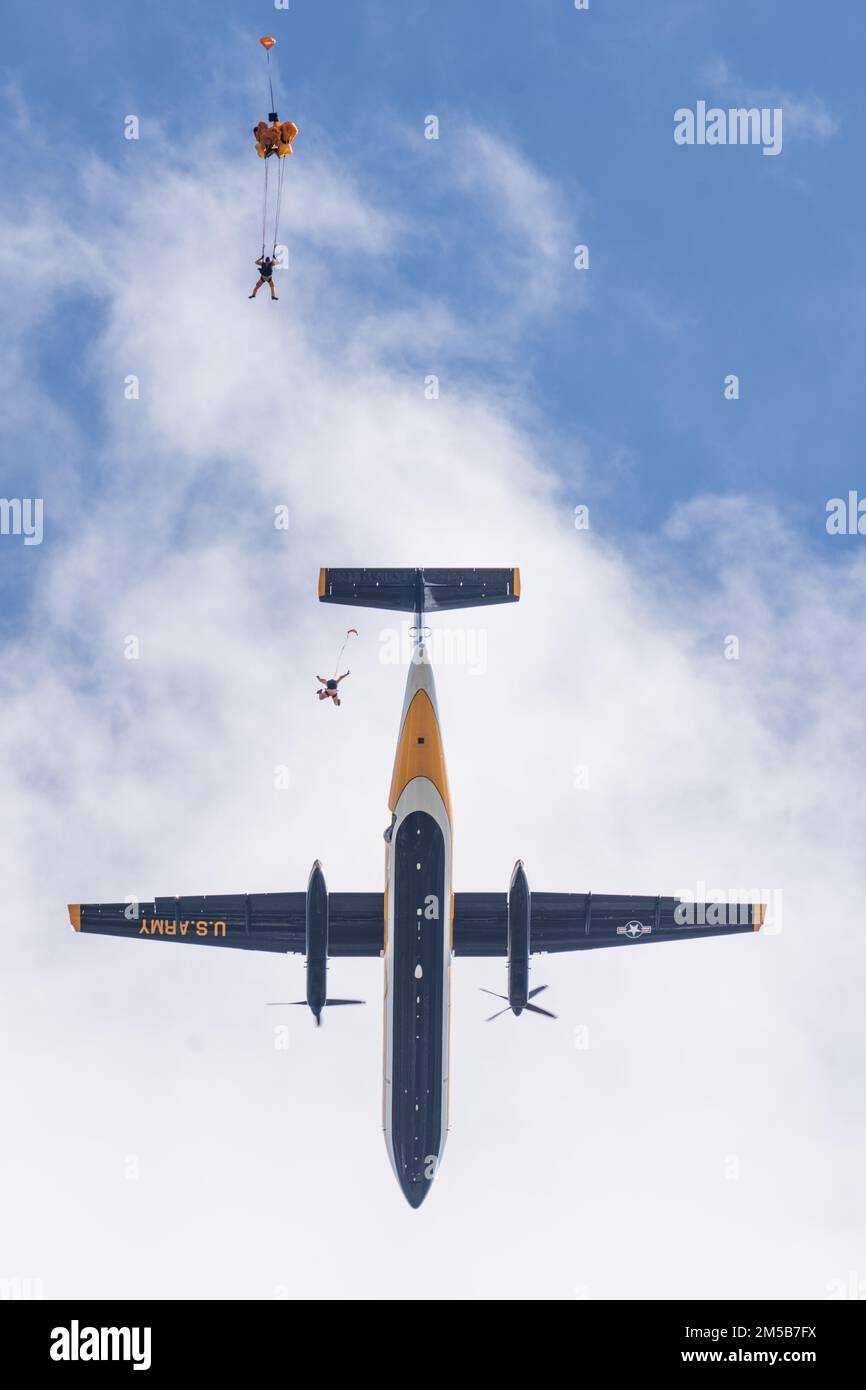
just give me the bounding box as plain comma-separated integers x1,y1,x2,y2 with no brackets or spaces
0,123,863,1300
455,126,585,311
700,57,840,141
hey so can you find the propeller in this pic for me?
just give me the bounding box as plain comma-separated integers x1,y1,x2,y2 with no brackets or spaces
480,985,556,1022
267,999,365,1027
266,999,365,1006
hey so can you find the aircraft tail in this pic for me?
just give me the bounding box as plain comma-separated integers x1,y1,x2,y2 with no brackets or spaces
318,567,520,614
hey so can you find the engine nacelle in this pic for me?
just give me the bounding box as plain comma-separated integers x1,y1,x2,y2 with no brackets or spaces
304,860,329,1022
292,861,364,1025
482,862,555,1021
507,860,531,1013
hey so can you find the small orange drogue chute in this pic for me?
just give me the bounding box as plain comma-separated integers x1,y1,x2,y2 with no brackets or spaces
259,36,276,50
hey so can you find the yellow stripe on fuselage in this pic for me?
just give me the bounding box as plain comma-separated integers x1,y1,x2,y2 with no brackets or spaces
388,690,452,821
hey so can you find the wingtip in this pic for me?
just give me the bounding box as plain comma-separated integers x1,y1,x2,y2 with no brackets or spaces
317,567,326,598
753,904,765,932
68,904,81,932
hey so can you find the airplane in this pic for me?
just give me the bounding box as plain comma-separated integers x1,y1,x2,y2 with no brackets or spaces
67,567,764,1208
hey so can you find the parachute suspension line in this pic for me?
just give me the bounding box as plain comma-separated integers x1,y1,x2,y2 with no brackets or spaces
272,155,286,257
333,629,358,678
261,153,270,260
267,47,276,117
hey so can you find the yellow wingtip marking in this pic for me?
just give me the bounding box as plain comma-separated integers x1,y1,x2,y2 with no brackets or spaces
513,567,521,598
754,904,765,932
318,568,326,598
68,904,81,932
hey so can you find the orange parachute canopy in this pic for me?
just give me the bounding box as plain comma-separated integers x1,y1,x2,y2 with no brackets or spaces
254,120,298,158
259,36,276,50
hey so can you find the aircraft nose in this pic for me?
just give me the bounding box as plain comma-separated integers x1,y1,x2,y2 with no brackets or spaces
399,1173,432,1209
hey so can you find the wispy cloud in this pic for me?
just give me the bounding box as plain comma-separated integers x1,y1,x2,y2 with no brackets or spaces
454,127,585,313
700,56,840,141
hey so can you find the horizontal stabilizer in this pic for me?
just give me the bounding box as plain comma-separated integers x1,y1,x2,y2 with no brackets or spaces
318,567,520,614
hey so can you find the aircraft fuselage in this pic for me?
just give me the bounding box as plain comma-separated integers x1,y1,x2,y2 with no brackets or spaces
382,640,452,1208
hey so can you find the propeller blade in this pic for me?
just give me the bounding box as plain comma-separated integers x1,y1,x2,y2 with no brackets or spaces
324,999,365,1006
485,1005,513,1022
524,1001,557,1020
528,985,549,999
266,1001,308,1006
480,988,508,1001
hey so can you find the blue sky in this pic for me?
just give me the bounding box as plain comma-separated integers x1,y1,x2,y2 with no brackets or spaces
4,0,862,559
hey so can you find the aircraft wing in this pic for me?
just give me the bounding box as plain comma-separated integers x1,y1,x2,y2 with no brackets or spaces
452,891,763,956
70,887,760,956
67,892,385,956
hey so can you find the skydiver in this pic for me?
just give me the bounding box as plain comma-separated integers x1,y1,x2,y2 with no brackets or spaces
317,671,350,707
249,255,278,300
